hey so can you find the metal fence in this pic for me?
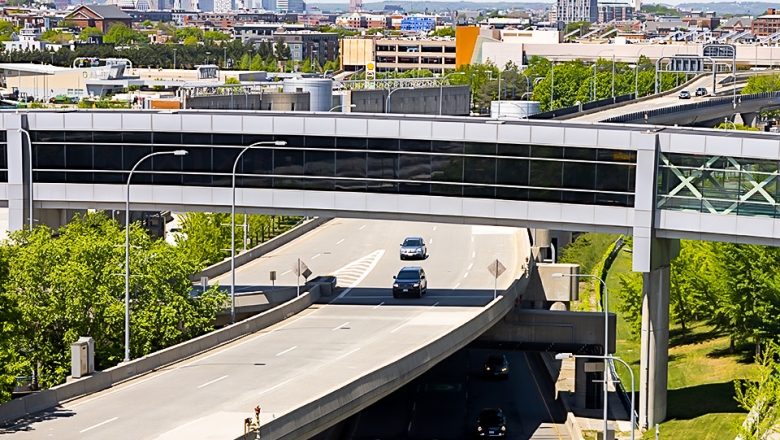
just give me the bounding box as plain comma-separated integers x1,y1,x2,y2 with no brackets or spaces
529,93,636,120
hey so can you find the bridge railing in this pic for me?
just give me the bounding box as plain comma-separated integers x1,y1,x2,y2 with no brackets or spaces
529,94,636,120
601,91,780,123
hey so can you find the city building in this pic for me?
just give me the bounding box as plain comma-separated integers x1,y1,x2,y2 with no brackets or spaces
213,0,233,13
65,5,133,33
400,14,436,32
341,36,456,74
597,2,633,23
556,0,598,24
721,16,752,33
234,23,307,43
752,9,780,37
335,12,387,29
349,0,361,13
3,23,66,53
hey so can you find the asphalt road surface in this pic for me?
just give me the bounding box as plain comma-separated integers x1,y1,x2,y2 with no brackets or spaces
344,349,570,440
4,219,529,439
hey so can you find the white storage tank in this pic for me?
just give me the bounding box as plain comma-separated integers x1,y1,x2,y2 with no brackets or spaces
490,100,541,119
283,78,334,112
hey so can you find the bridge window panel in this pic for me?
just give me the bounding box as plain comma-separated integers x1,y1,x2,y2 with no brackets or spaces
336,151,367,179
497,144,529,158
154,132,182,145
336,137,367,150
239,176,272,189
594,193,630,207
240,148,274,180
463,156,495,191
305,178,335,191
432,140,463,155
123,132,153,145
398,154,431,181
305,150,336,177
562,162,596,190
465,142,495,155
529,160,563,188
595,164,632,192
36,144,65,168
184,133,212,146
181,146,213,173
241,134,275,146
0,131,6,143
737,200,779,218
274,150,304,176
279,135,305,150
65,144,94,169
335,179,367,192
151,151,185,185
32,131,64,142
367,153,398,180
431,183,463,196
65,171,95,184
206,133,238,146
94,145,124,174
273,176,304,190
399,182,430,195
564,147,598,161
367,180,398,193
64,131,92,143
627,165,636,192
123,145,154,184
496,158,529,186
700,170,740,200
598,149,636,163
431,155,463,182
368,138,399,151
665,153,708,168
0,171,6,182
463,184,495,198
528,188,562,203
530,145,563,159
0,144,6,169
496,187,528,201
93,131,123,144
562,190,596,204
400,139,432,153
305,136,336,149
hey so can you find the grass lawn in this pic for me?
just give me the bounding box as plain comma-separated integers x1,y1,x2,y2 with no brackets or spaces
604,248,755,440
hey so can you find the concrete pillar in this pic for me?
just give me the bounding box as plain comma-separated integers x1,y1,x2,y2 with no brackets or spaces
639,238,677,429
739,112,758,127
6,114,27,233
574,356,589,409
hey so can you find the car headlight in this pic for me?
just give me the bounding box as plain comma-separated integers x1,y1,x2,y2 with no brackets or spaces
501,367,507,371
393,283,399,288
413,283,420,287
477,427,482,431
501,426,506,431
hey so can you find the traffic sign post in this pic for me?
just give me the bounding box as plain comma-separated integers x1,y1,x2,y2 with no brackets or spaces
487,259,506,299
292,259,311,297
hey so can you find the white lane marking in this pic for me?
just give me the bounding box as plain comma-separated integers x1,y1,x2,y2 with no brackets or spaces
471,236,474,242
429,238,434,244
433,226,437,231
158,417,205,437
413,402,417,411
336,239,345,245
373,302,385,309
430,302,439,308
359,225,366,230
281,269,292,276
453,283,460,289
312,253,321,260
335,347,361,360
333,322,350,331
472,251,476,258
259,378,294,396
79,417,118,433
408,422,413,432
336,250,386,299
463,272,469,279
390,323,407,333
197,375,228,389
69,311,309,409
275,346,298,356
467,263,473,270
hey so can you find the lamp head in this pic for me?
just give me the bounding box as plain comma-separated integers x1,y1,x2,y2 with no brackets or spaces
555,353,573,360
173,150,188,156
274,140,287,146
551,273,564,278
349,104,357,108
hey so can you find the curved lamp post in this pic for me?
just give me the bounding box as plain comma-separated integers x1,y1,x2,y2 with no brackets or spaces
329,104,356,112
386,87,413,114
125,150,188,362
724,117,737,130
553,272,610,440
230,140,287,324
439,71,466,115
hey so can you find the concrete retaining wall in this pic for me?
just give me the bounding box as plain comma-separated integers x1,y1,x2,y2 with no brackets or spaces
0,286,321,427
192,217,331,282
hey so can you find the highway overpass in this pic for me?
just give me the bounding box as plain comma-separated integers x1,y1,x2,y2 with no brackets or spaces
2,110,780,429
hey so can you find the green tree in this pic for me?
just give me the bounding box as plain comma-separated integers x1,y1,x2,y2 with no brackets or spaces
559,233,620,274
103,23,143,45
141,19,153,28
616,271,644,338
429,27,455,37
225,77,241,84
183,35,199,46
77,26,103,41
742,73,780,94
733,341,780,439
204,30,230,43
274,38,291,61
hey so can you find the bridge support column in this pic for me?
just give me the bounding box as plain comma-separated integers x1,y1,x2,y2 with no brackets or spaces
739,112,758,127
6,114,29,233
638,238,678,430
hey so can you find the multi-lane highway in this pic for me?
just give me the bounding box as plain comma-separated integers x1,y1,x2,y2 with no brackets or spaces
6,218,531,439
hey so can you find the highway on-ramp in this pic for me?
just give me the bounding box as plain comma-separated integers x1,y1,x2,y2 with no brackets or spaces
6,219,529,439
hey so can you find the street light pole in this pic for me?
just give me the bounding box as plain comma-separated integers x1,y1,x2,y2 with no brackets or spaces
439,71,466,115
553,272,610,439
125,150,188,362
173,48,177,70
386,87,412,114
329,104,356,112
18,129,33,230
231,140,287,324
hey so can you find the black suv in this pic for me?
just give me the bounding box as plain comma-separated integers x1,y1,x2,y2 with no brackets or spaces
484,354,509,379
476,408,507,437
695,87,708,97
392,267,427,298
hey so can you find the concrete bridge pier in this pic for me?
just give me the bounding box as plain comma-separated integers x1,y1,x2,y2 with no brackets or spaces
739,112,758,127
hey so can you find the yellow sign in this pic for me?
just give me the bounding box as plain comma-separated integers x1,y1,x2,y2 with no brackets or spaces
366,62,375,72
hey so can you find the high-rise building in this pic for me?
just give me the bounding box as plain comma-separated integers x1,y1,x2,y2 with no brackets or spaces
349,0,361,12
556,0,598,24
214,0,232,12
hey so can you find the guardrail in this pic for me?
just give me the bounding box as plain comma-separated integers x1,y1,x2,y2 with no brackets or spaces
0,286,322,427
529,94,636,120
602,91,780,123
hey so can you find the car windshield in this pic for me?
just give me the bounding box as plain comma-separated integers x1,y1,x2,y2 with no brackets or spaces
480,410,503,425
397,269,419,280
487,355,505,365
403,238,422,246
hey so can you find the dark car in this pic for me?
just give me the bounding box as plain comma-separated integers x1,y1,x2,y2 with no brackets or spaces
392,267,427,298
484,354,509,378
695,87,708,97
477,408,506,437
678,90,691,99
399,236,427,260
